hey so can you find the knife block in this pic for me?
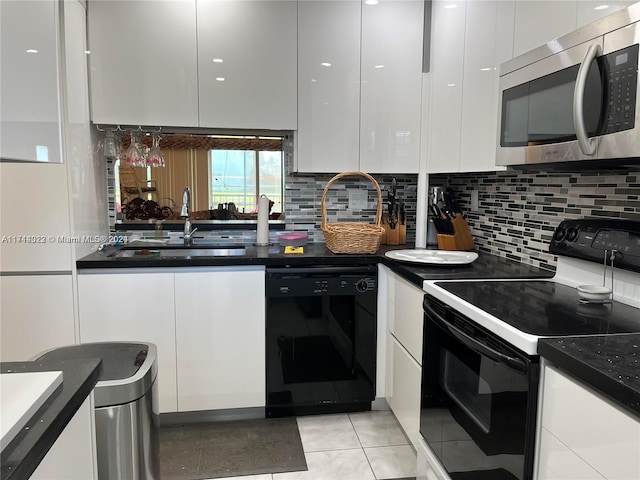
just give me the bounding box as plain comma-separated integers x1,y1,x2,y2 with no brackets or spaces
437,214,474,251
381,212,406,245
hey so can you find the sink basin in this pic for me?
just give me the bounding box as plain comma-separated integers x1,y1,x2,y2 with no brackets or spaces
109,248,246,258
127,237,248,249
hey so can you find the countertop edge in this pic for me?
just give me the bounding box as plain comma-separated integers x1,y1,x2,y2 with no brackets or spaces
1,358,103,480
538,337,640,418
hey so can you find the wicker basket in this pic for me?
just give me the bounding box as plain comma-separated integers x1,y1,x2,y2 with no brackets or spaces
321,171,385,254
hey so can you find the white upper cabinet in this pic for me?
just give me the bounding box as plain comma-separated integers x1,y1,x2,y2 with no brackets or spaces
513,0,577,57
427,0,466,174
296,0,423,173
459,0,514,173
297,0,361,173
0,0,62,163
577,1,638,28
88,0,199,127
360,0,423,174
427,0,514,174
197,0,297,130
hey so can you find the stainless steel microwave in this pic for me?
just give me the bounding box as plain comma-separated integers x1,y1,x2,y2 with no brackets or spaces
497,4,640,166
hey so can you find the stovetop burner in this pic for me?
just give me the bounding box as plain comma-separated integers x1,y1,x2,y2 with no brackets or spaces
436,280,640,337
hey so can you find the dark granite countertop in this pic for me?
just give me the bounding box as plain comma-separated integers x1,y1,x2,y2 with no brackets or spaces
1,358,102,480
539,335,640,418
77,243,555,287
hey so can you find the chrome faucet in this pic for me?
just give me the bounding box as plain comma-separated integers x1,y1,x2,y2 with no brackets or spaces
180,186,197,245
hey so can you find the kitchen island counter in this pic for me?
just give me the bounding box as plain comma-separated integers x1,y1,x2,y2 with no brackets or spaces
0,358,102,480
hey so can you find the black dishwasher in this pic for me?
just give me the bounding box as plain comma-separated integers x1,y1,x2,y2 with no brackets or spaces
266,266,377,417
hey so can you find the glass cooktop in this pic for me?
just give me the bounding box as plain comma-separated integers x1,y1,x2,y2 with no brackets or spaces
436,280,640,337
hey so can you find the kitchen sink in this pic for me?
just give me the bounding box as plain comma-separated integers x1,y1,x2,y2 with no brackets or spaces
125,236,249,249
109,247,246,258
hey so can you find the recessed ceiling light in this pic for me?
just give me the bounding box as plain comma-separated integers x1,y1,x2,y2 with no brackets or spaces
594,5,610,10
213,58,223,63
26,49,38,54
321,62,331,67
480,67,491,71
444,4,457,9
365,0,378,5
216,77,225,81
374,64,385,69
311,79,317,82
84,50,91,55
447,83,456,87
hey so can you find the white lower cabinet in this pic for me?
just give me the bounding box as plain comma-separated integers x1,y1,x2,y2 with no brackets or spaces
387,333,422,448
77,271,178,413
175,267,265,412
384,267,424,448
536,364,640,480
77,267,266,415
31,395,97,480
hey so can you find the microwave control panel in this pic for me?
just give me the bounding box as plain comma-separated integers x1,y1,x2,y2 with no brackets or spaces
603,44,639,134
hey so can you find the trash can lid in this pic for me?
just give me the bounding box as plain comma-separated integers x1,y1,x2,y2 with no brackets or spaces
35,342,157,407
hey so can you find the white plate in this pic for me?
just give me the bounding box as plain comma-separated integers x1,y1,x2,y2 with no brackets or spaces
385,249,478,265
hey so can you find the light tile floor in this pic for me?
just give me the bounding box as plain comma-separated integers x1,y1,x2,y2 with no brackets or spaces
216,411,417,480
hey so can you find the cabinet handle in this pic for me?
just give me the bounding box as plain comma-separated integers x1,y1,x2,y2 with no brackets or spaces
573,42,602,155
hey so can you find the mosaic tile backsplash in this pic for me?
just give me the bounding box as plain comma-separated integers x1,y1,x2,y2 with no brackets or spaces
284,173,419,245
431,166,640,272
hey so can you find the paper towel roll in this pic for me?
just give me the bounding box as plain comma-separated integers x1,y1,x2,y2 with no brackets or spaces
256,194,270,245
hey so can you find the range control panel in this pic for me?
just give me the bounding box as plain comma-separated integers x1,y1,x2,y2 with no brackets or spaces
549,219,640,272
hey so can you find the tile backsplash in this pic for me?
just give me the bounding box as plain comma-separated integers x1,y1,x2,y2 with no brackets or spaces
284,173,419,244
431,166,640,271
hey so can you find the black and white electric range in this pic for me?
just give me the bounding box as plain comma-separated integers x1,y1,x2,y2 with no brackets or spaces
418,219,640,480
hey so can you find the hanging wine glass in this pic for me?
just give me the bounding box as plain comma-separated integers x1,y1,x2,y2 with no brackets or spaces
125,131,144,167
146,132,165,168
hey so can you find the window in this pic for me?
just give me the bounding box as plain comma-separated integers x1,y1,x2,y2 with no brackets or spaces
210,147,283,214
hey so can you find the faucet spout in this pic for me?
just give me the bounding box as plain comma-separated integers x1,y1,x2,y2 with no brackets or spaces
181,186,197,245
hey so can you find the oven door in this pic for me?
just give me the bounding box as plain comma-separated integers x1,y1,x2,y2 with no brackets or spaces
420,295,539,480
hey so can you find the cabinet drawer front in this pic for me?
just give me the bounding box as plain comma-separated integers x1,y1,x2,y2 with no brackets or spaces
541,366,640,480
537,428,605,480
391,278,424,363
387,334,422,448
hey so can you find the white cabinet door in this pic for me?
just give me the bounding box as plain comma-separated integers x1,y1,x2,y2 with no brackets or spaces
390,275,424,363
360,0,423,174
387,334,422,448
538,365,640,480
577,1,637,28
0,275,76,362
175,267,266,412
427,0,466,174
513,0,577,57
197,0,297,130
459,0,514,173
296,0,361,173
87,0,199,127
31,396,97,480
77,271,178,413
0,0,62,163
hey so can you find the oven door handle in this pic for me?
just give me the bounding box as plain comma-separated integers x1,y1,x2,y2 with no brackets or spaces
424,301,528,374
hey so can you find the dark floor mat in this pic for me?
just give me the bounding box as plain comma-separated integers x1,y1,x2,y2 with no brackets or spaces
160,417,307,480
278,335,352,384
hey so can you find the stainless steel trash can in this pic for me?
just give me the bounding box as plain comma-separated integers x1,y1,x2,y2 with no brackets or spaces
35,342,159,480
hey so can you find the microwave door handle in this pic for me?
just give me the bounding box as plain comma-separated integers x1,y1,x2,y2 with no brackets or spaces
573,43,602,155
424,300,528,373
